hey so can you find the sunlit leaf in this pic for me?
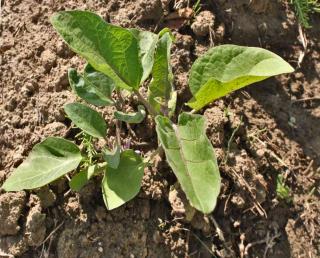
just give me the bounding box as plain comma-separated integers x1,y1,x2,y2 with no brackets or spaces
130,29,158,84
2,137,82,191
64,103,107,138
103,145,121,169
187,45,294,110
68,64,115,106
69,165,95,191
156,113,221,214
114,105,146,124
51,11,157,90
102,150,145,210
148,31,174,114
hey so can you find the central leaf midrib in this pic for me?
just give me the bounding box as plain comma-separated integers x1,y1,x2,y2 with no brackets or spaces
83,75,109,99
14,156,80,185
172,124,204,211
68,14,134,88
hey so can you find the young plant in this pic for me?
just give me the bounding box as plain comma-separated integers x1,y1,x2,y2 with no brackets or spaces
291,0,320,28
1,11,294,214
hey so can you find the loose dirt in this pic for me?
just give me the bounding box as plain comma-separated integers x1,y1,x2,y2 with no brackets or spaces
1,0,319,257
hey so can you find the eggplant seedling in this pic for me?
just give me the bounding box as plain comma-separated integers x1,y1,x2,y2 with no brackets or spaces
2,11,294,214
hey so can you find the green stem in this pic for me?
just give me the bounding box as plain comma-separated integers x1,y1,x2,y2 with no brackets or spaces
134,89,158,117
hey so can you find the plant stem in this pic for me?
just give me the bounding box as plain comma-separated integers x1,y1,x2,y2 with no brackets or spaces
115,119,121,147
145,145,163,163
222,116,243,165
134,89,158,117
114,89,123,147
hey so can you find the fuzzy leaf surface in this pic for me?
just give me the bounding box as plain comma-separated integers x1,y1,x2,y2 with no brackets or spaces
148,32,174,114
2,137,82,191
130,29,158,84
68,64,115,106
102,150,145,210
155,113,220,214
188,45,294,110
64,103,107,138
69,164,95,191
103,145,121,169
114,105,146,124
51,11,152,89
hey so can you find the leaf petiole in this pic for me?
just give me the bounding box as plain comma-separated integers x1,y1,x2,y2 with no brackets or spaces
134,89,159,117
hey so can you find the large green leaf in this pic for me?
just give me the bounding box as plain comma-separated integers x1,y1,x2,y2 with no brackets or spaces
51,11,147,90
102,150,145,210
114,105,146,124
148,32,174,114
64,103,107,138
2,137,82,191
187,45,294,110
155,113,221,214
68,64,115,106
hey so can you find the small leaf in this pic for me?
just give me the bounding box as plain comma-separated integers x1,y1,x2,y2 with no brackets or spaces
87,164,96,179
187,45,294,110
114,105,146,124
155,113,221,214
2,137,82,191
148,31,174,114
276,174,292,202
102,150,145,210
69,165,96,191
68,64,115,106
103,145,121,169
64,103,107,138
51,11,158,90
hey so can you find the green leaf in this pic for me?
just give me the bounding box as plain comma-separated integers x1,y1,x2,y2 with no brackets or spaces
51,11,145,90
187,45,294,110
68,64,115,106
130,29,158,84
2,137,82,191
114,105,146,124
168,90,177,118
148,32,174,114
64,103,107,138
155,113,221,214
103,145,121,169
276,174,292,202
102,150,145,210
69,165,95,191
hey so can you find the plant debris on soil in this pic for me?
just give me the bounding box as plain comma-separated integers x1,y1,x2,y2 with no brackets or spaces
1,0,319,257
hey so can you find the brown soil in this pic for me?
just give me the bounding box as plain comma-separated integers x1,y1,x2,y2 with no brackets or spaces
1,0,319,257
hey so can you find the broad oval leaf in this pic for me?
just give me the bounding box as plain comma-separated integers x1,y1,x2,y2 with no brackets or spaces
156,113,221,214
51,11,143,90
69,64,115,106
114,105,146,124
148,31,174,115
187,45,294,110
2,137,82,191
102,150,145,210
64,103,107,138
